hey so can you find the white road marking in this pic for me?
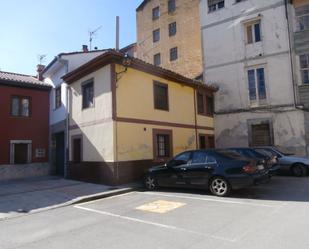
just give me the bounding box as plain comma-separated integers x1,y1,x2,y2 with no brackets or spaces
74,205,236,242
139,192,275,208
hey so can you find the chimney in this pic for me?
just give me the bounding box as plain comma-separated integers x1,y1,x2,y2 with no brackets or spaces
36,64,45,81
82,45,89,52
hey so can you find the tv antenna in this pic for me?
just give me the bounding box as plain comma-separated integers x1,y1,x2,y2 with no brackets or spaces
89,26,102,51
37,54,47,65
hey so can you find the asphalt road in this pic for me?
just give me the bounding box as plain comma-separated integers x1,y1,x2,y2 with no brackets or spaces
0,176,309,249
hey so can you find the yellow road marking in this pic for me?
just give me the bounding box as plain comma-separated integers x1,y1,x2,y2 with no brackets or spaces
135,200,186,214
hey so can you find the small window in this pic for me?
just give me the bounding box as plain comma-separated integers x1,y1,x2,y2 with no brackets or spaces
154,53,161,66
154,82,169,111
153,29,160,43
300,54,309,84
72,137,82,163
247,68,267,103
11,96,30,117
157,134,170,157
82,80,94,109
55,86,61,109
206,96,214,116
246,21,261,44
208,0,225,13
152,6,160,20
197,91,214,116
199,135,215,149
235,0,245,3
168,0,176,13
297,14,309,31
153,130,173,160
169,22,177,36
170,47,178,61
199,135,206,149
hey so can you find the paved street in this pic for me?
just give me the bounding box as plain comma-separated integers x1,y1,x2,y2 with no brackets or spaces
0,176,309,249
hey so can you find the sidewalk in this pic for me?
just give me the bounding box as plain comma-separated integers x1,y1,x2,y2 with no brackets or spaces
0,176,141,220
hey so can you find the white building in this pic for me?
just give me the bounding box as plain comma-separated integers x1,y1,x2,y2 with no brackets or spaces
200,0,309,155
42,47,106,176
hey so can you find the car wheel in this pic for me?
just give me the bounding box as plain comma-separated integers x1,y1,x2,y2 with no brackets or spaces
209,177,231,197
291,164,307,177
144,175,157,190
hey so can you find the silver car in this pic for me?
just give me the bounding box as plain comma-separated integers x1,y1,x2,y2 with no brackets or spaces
253,146,309,177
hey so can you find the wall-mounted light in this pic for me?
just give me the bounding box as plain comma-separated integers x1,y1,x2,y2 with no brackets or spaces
116,53,132,82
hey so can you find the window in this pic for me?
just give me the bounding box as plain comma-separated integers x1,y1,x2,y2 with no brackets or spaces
11,96,30,117
297,13,309,31
72,137,82,163
300,54,309,84
192,151,207,164
245,21,261,44
153,129,172,159
154,82,169,111
154,53,161,66
55,86,61,109
152,6,160,20
82,80,94,109
235,0,245,3
169,22,177,36
168,0,176,13
208,0,225,13
170,47,178,61
173,152,191,163
10,140,32,164
197,91,214,116
199,135,215,149
35,148,46,158
247,68,267,103
153,29,160,43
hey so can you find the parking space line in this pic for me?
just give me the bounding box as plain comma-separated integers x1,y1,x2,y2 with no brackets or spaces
74,205,236,243
139,192,275,208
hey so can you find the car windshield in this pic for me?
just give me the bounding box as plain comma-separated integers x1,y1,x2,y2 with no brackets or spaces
243,149,265,158
272,147,294,156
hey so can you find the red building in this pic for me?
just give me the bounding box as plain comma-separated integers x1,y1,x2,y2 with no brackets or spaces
0,71,51,181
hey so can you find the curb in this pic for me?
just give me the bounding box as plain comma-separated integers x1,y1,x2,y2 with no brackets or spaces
0,186,141,221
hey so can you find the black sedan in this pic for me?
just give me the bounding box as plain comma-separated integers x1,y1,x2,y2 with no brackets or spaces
226,147,280,175
144,150,270,197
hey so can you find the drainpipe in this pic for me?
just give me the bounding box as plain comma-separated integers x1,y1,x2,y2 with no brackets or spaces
193,88,199,149
285,0,297,108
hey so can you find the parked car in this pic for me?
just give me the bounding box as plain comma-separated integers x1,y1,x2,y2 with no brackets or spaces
144,149,270,197
253,146,309,177
226,147,280,175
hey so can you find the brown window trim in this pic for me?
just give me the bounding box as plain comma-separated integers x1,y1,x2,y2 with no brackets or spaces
196,91,214,117
199,134,215,149
54,86,62,110
153,129,173,162
10,95,32,118
71,134,83,163
81,78,95,110
153,81,169,111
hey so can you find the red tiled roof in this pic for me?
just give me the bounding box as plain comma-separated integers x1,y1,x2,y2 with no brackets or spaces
0,71,51,89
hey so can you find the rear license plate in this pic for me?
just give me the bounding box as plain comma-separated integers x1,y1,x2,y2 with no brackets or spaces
257,165,264,170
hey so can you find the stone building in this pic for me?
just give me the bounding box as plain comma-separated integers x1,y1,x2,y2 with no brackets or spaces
199,0,309,156
136,0,203,79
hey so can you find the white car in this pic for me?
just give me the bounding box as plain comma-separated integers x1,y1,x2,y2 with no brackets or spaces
254,147,309,177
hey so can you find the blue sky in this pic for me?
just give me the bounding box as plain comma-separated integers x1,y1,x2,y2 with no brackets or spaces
0,0,141,75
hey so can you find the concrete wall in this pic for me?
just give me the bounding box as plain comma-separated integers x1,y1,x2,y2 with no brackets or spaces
136,0,203,78
0,163,52,182
69,65,114,162
199,0,308,155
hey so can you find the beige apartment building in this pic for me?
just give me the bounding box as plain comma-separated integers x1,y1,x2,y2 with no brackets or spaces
136,0,203,79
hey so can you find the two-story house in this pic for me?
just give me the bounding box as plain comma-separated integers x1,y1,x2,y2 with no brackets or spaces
200,0,309,155
0,71,51,181
63,50,216,185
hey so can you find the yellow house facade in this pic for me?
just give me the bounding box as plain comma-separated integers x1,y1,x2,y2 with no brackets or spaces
63,50,216,185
